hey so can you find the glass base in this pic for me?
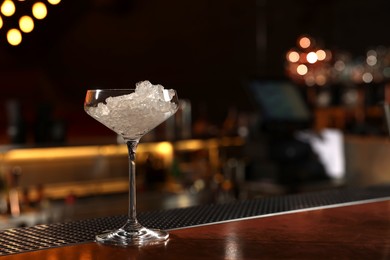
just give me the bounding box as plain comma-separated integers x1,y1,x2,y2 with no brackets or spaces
95,225,169,247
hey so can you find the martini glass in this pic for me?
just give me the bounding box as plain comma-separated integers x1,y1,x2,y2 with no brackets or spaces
84,85,179,246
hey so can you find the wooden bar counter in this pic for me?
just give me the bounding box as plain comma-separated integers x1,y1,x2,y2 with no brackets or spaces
1,187,390,259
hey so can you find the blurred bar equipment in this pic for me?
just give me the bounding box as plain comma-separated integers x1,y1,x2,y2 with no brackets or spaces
5,100,26,145
9,166,22,217
175,99,192,140
383,102,390,136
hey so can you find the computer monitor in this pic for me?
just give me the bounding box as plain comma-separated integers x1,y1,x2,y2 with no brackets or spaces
247,79,312,131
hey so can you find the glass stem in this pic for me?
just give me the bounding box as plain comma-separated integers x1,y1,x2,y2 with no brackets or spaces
126,140,139,225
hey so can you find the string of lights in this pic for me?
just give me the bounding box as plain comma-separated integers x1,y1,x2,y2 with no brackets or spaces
0,0,61,46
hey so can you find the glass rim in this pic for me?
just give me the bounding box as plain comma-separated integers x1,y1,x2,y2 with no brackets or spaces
86,89,177,91
86,89,136,91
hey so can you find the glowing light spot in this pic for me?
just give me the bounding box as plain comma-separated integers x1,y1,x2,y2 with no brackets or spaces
316,49,326,61
48,0,61,5
305,75,316,87
306,52,318,64
334,60,345,71
287,51,300,63
1,0,15,17
7,28,22,46
366,55,377,66
155,142,173,156
19,15,34,33
367,50,377,57
32,2,47,20
362,72,373,83
297,64,308,75
0,15,3,29
315,75,327,86
299,36,311,49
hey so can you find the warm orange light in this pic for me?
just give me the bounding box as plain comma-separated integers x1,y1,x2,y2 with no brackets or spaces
19,15,34,33
155,142,173,156
4,145,127,162
287,51,300,63
7,28,22,46
299,36,311,49
315,75,327,86
297,64,308,75
316,49,326,61
0,15,3,29
1,0,15,17
32,2,47,20
48,0,61,5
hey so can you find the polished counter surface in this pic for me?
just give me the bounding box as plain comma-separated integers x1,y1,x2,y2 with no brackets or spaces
2,198,390,259
1,185,390,258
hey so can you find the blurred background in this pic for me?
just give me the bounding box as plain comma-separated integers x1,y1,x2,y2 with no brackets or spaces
0,0,390,228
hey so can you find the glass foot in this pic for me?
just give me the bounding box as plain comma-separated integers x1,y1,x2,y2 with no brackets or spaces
96,226,169,247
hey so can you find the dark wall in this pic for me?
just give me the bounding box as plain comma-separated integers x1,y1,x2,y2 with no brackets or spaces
1,0,390,143
0,0,256,126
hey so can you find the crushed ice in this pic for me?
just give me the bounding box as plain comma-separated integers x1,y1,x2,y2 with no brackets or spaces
86,80,178,139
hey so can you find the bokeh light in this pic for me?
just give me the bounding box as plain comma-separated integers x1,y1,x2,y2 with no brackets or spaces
1,0,16,17
19,15,34,33
32,2,47,20
362,72,373,83
315,75,327,86
316,50,326,61
334,60,345,72
7,28,22,46
366,50,377,66
286,35,390,87
306,52,318,64
48,0,61,5
297,64,308,75
0,0,61,46
287,51,300,63
304,75,315,86
298,36,311,49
